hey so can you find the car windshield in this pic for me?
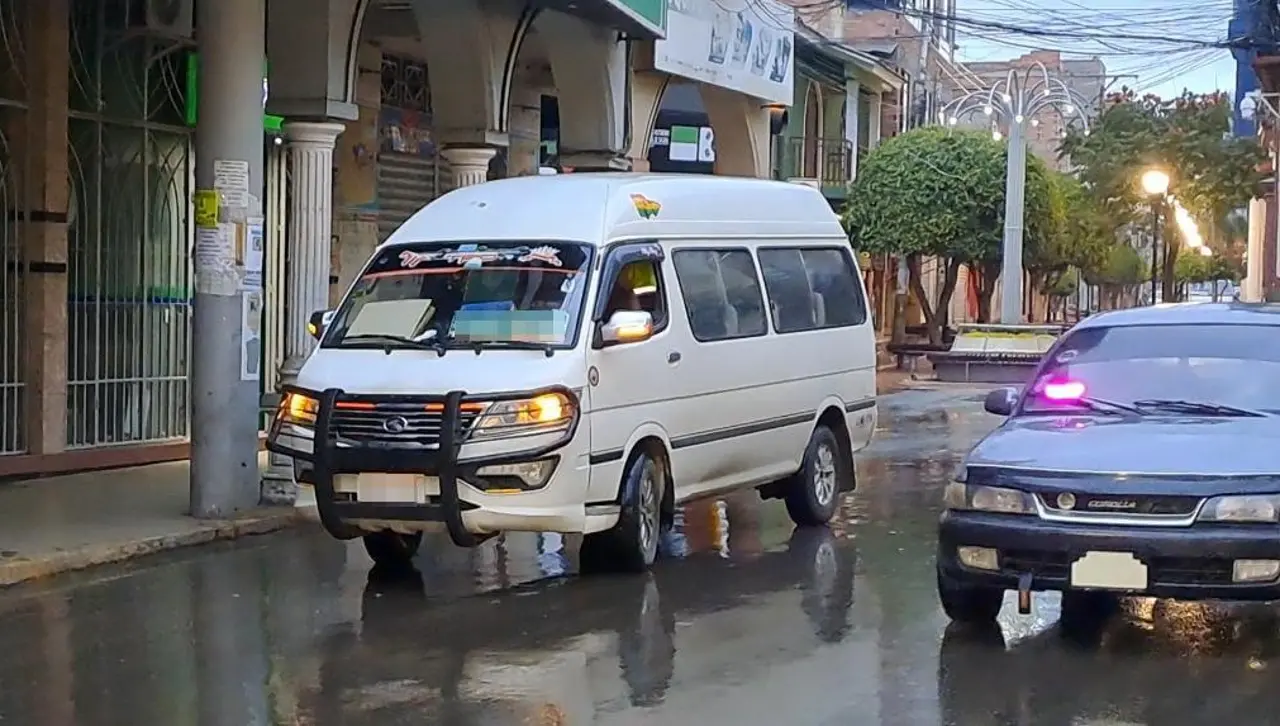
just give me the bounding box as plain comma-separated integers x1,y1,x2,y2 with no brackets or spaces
322,241,594,350
1022,323,1280,415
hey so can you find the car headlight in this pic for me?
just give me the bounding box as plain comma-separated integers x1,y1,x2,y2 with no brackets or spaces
1198,495,1280,523
944,482,1035,515
471,392,576,439
277,392,318,426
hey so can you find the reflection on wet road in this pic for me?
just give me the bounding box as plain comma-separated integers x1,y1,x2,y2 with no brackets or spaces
3,386,1279,724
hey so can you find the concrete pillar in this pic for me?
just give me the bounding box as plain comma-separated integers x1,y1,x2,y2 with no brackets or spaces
261,121,342,505
628,70,666,171
20,0,70,454
844,79,860,179
1244,196,1266,302
868,92,883,148
442,147,497,188
281,122,343,375
190,0,267,517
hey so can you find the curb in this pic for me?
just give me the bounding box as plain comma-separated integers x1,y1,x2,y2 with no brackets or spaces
0,507,302,588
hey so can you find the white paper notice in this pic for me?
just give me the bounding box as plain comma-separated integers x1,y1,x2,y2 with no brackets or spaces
194,223,238,296
240,289,263,381
213,159,251,209
243,217,264,290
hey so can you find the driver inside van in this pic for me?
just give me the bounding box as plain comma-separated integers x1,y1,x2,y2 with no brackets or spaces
606,262,658,317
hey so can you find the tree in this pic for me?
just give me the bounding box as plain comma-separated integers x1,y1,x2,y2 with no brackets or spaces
843,127,1053,343
1083,243,1146,310
1023,172,1111,319
1061,90,1264,302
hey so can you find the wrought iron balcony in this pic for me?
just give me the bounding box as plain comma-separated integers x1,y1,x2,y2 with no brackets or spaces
771,136,854,195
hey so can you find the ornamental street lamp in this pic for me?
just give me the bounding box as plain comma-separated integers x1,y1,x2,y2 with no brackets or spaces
1141,169,1170,305
940,63,1091,324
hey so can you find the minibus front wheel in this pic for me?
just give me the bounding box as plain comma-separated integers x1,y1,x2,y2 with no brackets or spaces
363,530,423,567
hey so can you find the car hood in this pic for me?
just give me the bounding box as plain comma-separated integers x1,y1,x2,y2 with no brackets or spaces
968,414,1280,477
295,348,585,397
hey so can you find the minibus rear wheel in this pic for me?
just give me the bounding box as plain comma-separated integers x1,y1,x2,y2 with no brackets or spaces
362,530,423,568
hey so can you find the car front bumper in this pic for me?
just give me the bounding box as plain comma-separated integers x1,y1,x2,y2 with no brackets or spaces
938,510,1280,601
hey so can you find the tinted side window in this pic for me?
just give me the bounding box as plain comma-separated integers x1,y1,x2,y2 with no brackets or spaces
759,246,867,332
672,249,768,341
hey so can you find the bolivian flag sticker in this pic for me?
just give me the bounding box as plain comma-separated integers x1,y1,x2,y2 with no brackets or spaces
630,194,661,219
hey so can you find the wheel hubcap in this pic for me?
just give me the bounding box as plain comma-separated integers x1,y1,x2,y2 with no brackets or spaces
638,464,660,556
813,443,837,507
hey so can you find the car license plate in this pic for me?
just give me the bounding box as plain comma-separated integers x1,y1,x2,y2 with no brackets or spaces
1070,551,1148,591
355,473,439,503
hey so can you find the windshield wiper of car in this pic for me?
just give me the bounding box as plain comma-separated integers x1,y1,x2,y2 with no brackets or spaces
453,339,557,358
335,333,447,357
1131,399,1268,418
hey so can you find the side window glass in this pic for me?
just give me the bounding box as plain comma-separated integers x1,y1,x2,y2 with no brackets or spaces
672,249,767,341
800,248,867,327
758,248,817,332
604,259,668,330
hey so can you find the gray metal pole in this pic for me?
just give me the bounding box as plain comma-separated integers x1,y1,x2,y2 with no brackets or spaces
191,0,266,517
998,120,1027,324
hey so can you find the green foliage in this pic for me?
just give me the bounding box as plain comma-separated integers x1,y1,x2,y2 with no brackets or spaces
1032,171,1111,279
843,127,1053,265
1084,243,1146,287
1175,252,1242,284
1046,268,1080,298
1060,90,1265,230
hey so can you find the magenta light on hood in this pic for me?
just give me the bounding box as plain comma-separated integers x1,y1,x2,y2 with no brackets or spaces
1042,379,1086,401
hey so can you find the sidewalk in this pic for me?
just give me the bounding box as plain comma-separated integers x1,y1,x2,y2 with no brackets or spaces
0,459,297,588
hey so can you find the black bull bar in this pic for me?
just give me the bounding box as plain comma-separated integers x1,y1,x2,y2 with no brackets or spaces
266,384,579,548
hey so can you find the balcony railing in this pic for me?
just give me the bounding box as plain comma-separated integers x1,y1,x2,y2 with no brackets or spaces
772,136,853,191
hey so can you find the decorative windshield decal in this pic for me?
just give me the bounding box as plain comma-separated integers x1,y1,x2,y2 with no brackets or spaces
630,194,661,219
397,244,564,269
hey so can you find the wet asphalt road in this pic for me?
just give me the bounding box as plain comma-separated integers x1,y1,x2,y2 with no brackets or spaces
4,386,1280,725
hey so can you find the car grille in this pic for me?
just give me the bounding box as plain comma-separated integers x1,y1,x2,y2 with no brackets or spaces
330,403,481,447
1038,493,1202,517
1001,550,1235,586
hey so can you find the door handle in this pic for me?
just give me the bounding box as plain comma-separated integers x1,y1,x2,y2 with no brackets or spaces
667,351,682,364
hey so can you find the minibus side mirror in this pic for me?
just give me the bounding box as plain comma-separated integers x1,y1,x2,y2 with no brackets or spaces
307,310,334,341
984,387,1019,416
600,310,654,346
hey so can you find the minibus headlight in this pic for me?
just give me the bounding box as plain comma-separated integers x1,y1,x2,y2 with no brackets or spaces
471,392,576,438
278,392,319,426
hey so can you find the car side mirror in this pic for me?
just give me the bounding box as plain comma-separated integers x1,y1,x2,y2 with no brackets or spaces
307,310,334,341
984,387,1018,416
600,310,653,346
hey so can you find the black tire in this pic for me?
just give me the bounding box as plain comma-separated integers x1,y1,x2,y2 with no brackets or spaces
937,569,1005,625
785,426,845,526
362,530,423,568
581,450,665,574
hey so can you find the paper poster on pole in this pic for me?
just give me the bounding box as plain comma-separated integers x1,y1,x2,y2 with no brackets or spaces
242,217,264,290
240,289,263,381
194,189,220,228
213,159,251,209
194,223,239,296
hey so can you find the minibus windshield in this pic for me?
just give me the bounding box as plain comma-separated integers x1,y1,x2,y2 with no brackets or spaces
322,241,594,351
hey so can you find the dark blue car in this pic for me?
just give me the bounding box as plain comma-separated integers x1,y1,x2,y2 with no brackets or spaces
937,303,1280,625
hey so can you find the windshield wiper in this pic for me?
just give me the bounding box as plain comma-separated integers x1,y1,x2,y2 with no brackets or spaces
335,333,446,356
1029,395,1142,416
1131,399,1267,418
452,339,557,358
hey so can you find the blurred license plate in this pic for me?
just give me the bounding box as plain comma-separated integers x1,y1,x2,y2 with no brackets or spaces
1070,551,1148,591
355,473,439,503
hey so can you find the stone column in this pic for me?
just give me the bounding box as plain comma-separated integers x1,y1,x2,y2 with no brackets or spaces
844,79,861,179
260,120,343,506
441,147,497,188
281,121,344,377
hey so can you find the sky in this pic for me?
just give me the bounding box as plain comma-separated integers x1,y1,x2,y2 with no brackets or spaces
954,0,1238,99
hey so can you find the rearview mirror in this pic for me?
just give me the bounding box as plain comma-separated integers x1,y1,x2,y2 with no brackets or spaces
984,387,1018,416
307,310,334,341
600,310,653,346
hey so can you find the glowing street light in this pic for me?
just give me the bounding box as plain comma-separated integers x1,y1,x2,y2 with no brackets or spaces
940,62,1092,324
1141,169,1170,197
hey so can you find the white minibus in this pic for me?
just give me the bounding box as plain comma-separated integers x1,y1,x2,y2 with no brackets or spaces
267,173,878,572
